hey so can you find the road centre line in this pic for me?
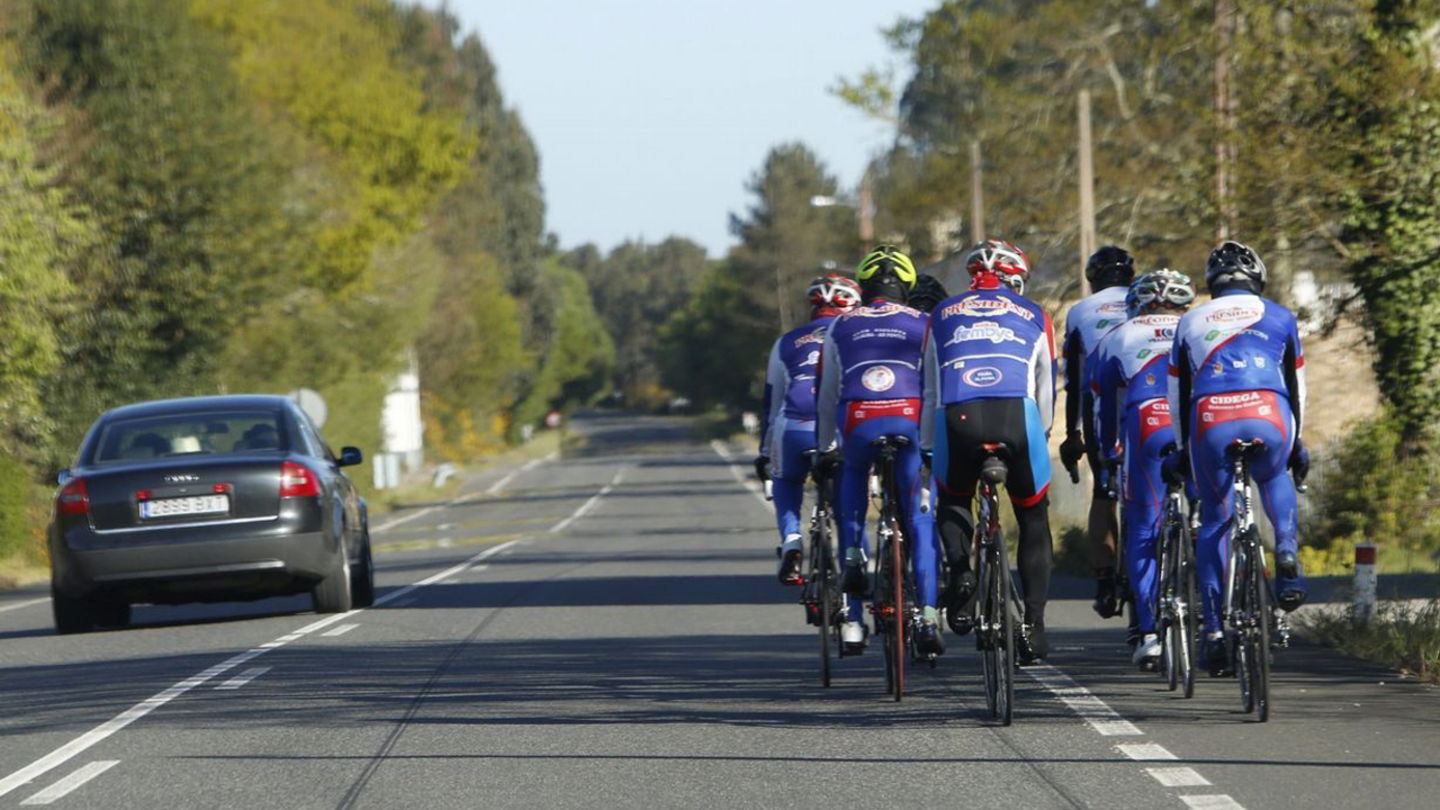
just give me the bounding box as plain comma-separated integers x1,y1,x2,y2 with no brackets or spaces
484,453,555,495
0,537,524,799
321,624,359,638
1116,742,1178,761
549,466,625,534
1146,767,1212,788
1025,664,1142,736
19,761,119,806
214,666,273,690
1180,796,1247,810
0,597,49,615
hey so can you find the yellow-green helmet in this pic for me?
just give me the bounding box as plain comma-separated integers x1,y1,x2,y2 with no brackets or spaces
855,245,917,293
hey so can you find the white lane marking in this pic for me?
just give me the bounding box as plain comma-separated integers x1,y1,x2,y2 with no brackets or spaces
1146,767,1211,787
389,597,417,608
549,467,625,534
1026,664,1142,736
321,624,359,638
214,666,273,691
1116,743,1178,761
710,440,770,509
372,451,557,533
1181,796,1246,810
0,538,522,799
20,761,118,806
484,453,554,495
471,564,490,572
0,597,49,615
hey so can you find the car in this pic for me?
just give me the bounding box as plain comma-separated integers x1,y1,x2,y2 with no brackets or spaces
47,394,374,633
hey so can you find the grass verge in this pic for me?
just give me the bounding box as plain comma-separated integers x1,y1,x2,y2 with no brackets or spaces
1297,599,1440,684
371,428,565,515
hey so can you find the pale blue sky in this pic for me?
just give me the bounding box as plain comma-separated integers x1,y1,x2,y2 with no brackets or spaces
444,0,935,257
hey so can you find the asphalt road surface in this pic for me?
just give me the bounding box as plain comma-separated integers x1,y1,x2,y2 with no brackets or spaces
1,413,1436,809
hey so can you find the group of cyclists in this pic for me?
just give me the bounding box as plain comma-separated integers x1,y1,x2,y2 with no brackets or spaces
755,237,1310,679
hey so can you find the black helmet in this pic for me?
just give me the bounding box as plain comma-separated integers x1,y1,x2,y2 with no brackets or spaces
1084,245,1136,288
908,273,949,313
854,245,917,304
1205,240,1267,293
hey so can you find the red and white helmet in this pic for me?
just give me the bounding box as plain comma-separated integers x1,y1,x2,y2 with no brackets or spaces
807,273,862,316
965,238,1031,293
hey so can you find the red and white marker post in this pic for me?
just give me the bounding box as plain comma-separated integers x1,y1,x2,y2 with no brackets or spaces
1353,542,1377,621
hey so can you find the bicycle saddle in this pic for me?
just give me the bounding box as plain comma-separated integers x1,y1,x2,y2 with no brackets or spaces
871,434,912,448
980,441,1010,484
1225,439,1266,461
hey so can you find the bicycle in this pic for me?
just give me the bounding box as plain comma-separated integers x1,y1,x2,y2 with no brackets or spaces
1104,459,1137,644
868,435,925,703
1155,479,1199,697
1221,440,1293,722
799,458,842,687
971,443,1025,726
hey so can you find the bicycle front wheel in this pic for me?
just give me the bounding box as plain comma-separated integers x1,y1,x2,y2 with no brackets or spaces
996,536,1015,726
1250,548,1271,722
888,520,907,703
1178,529,1199,699
815,532,833,688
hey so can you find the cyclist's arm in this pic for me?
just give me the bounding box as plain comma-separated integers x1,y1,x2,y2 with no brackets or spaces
1283,315,1307,439
1062,322,1084,436
758,339,786,455
920,326,939,452
1035,310,1058,435
1093,346,1121,455
1168,339,1192,446
815,327,842,452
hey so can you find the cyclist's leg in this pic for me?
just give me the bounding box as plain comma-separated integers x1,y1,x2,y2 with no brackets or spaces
1240,396,1304,606
837,429,874,617
1191,407,1240,637
891,425,937,611
1006,399,1053,633
935,402,982,583
1123,405,1170,638
771,423,814,537
1082,389,1121,585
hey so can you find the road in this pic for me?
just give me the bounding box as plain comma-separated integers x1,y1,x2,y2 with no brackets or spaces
0,413,1435,809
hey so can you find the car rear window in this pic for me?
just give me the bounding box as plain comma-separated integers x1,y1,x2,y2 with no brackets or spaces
90,411,289,463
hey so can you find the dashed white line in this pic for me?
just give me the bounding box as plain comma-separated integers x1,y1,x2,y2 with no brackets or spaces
0,538,523,799
549,467,625,534
20,761,118,806
484,453,555,495
1026,664,1142,736
1181,796,1246,810
471,564,490,572
0,597,49,615
214,666,273,691
710,440,770,509
321,623,359,638
1116,742,1178,761
1146,767,1212,787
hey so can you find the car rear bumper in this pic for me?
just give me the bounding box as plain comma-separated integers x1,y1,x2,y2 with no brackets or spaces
51,509,339,604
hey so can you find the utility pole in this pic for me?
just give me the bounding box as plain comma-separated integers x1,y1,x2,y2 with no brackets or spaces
1214,0,1237,242
1077,89,1096,297
969,140,984,245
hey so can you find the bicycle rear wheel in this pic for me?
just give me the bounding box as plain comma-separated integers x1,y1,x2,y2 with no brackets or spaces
1178,529,1199,699
815,529,833,688
1234,532,1259,715
979,543,999,718
887,518,906,702
1250,549,1271,722
1159,525,1179,691
996,537,1015,725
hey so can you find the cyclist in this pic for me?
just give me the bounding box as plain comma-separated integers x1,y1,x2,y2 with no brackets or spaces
921,238,1057,663
1092,269,1196,670
1165,241,1310,676
757,274,862,584
1059,246,1136,619
816,246,941,657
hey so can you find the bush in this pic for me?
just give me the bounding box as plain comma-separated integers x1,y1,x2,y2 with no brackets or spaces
1300,600,1440,684
1305,413,1440,573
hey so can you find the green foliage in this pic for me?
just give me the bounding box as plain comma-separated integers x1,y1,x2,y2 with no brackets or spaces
1306,412,1440,572
0,52,79,464
1300,599,1440,683
658,265,774,410
1328,0,1440,450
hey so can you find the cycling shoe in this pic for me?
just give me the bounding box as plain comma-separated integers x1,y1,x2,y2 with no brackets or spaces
1132,633,1161,671
776,534,804,586
840,621,868,656
1017,624,1047,665
1275,551,1307,612
1092,572,1120,618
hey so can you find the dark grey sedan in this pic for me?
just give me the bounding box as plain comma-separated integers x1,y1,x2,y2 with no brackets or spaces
48,395,374,633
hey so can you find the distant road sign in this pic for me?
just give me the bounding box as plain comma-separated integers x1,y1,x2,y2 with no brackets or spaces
288,387,328,429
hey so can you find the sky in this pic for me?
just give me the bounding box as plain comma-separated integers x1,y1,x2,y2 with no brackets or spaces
445,0,936,258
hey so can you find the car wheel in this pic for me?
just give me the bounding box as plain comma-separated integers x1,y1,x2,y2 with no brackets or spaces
351,533,375,608
94,598,131,629
311,547,354,614
52,582,98,635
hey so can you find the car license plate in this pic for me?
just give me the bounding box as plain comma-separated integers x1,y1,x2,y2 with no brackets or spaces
141,494,230,519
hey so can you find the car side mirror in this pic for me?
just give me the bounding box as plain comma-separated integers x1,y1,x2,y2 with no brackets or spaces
57,469,72,486
338,446,363,467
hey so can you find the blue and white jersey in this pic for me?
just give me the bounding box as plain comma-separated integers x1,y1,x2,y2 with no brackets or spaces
1092,313,1181,454
1063,285,1130,394
1167,290,1306,441
815,301,929,451
759,316,833,455
921,287,1057,448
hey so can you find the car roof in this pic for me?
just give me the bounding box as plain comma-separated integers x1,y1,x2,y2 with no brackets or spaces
100,395,297,421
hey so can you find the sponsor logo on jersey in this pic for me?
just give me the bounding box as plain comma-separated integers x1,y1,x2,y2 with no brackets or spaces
1206,306,1259,324
801,350,819,367
1144,373,1156,386
794,329,826,347
940,296,1036,321
962,366,1003,387
846,302,919,319
1096,319,1114,329
946,321,1027,346
1137,348,1152,360
1098,301,1128,314
1153,327,1176,339
861,365,896,392
1204,329,1221,341
1209,392,1262,406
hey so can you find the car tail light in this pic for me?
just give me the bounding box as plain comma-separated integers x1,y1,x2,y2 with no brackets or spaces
280,461,319,497
58,478,89,515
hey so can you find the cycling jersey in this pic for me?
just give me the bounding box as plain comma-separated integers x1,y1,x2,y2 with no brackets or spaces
815,300,937,617
1168,289,1306,633
758,316,835,542
1063,285,1130,432
1092,312,1182,635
